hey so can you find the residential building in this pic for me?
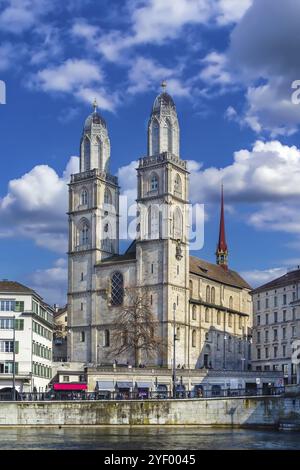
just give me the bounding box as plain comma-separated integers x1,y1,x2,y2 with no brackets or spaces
252,268,300,384
0,281,54,393
53,305,68,362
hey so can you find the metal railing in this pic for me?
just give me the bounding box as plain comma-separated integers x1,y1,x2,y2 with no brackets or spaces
0,387,285,402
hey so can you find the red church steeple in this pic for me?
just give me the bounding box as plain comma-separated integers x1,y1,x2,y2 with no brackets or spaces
216,185,228,270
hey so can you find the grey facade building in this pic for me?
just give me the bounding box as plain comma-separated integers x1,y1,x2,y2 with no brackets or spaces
252,268,300,384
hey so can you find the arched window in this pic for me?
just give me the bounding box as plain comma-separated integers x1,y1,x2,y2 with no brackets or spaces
228,313,233,327
81,189,88,206
150,174,159,191
174,174,182,196
192,329,196,348
206,286,211,303
189,280,193,297
151,120,159,155
104,188,112,206
211,287,215,304
173,207,183,239
163,118,172,152
84,137,90,171
229,296,233,309
96,136,103,169
217,310,221,325
104,329,110,347
80,223,89,246
192,305,196,320
205,308,210,322
111,272,124,306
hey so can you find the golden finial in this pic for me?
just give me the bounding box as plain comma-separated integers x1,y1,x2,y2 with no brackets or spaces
161,80,167,92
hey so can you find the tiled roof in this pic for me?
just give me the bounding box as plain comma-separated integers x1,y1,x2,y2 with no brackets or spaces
189,256,252,290
251,268,300,294
0,280,38,296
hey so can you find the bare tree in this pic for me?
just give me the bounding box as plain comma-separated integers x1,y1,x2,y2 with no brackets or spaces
108,288,163,367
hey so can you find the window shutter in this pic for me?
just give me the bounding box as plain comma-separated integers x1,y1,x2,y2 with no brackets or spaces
14,341,19,354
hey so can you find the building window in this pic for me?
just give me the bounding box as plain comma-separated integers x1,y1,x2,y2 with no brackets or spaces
80,331,85,342
265,298,269,309
229,296,233,309
81,189,88,206
238,316,242,329
174,174,182,196
283,345,286,357
228,314,233,327
63,376,69,382
283,310,286,322
283,294,287,305
217,334,220,350
0,341,14,353
206,286,210,303
282,327,286,339
192,305,196,320
292,326,296,337
293,291,296,301
111,272,124,306
177,266,179,275
104,188,112,206
265,347,269,359
211,287,215,304
257,315,260,326
274,311,278,323
192,330,196,347
150,174,158,191
274,346,277,358
81,272,84,281
274,296,277,307
257,348,261,360
257,300,260,311
217,311,221,325
189,280,193,296
257,331,260,343
265,313,269,325
173,207,183,240
81,303,83,311
104,329,110,347
265,330,269,342
228,336,232,352
205,308,210,322
293,308,296,321
80,223,89,245
273,329,278,341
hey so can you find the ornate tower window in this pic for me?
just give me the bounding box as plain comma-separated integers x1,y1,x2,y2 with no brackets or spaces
151,120,159,155
83,137,90,171
104,329,110,347
192,330,196,348
79,221,89,246
206,286,211,303
174,173,182,196
211,287,215,304
81,189,88,206
111,272,124,306
150,174,159,192
104,187,112,206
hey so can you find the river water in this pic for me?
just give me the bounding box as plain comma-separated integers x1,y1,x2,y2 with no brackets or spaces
0,427,299,450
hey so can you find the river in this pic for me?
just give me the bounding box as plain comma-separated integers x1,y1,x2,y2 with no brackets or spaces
0,427,299,450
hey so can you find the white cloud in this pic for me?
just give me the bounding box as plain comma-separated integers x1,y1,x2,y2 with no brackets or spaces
249,203,300,234
199,51,232,87
0,156,79,253
29,257,68,306
0,42,15,70
241,266,287,288
0,0,54,33
215,0,252,25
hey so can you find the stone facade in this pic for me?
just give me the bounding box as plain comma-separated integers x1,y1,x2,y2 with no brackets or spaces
68,88,253,371
252,268,300,384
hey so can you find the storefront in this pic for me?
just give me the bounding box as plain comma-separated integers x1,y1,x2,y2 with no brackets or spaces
52,382,87,399
95,380,115,399
116,381,133,399
135,381,153,398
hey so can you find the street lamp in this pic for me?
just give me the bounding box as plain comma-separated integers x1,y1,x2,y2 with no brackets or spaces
172,303,177,399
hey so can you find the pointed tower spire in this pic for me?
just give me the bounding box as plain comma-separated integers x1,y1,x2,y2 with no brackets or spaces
216,184,228,270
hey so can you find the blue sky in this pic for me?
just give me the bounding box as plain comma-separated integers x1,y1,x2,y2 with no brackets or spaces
1,0,300,305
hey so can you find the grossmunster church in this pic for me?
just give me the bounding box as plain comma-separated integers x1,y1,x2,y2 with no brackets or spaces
67,84,253,371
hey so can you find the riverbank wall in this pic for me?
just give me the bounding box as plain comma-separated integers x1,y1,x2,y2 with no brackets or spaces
0,396,300,427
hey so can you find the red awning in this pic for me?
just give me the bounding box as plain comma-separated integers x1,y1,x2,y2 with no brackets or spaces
53,383,87,391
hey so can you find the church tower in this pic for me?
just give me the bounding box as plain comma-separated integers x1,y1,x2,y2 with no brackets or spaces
216,185,228,270
67,101,119,363
136,82,190,367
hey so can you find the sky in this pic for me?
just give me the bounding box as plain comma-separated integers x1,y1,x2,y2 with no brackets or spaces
1,0,300,305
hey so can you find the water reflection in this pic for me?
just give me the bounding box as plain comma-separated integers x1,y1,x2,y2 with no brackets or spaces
0,427,299,450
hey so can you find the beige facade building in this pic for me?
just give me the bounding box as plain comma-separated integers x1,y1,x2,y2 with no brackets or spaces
252,268,300,384
67,86,253,372
53,305,68,362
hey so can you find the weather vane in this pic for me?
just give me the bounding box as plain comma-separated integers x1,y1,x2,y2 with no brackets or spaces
93,98,98,113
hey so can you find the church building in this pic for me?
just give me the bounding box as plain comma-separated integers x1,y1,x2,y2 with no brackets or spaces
67,85,253,371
